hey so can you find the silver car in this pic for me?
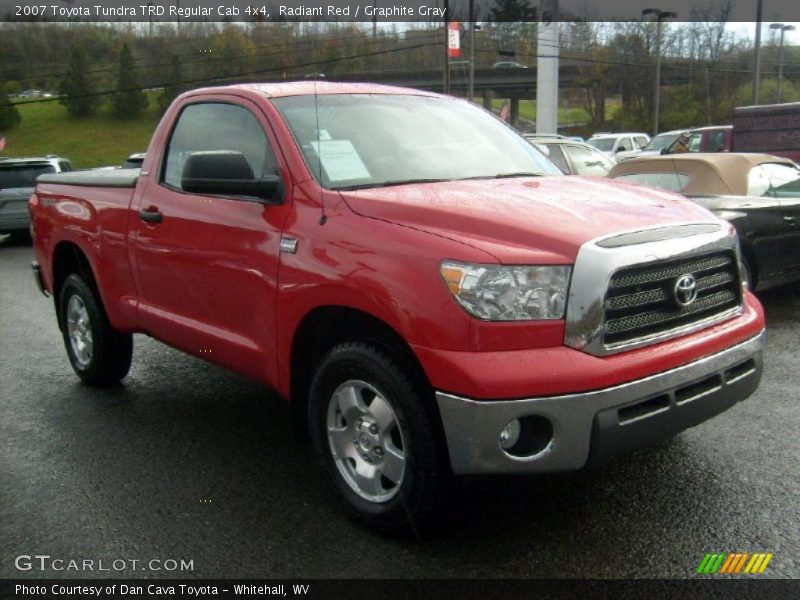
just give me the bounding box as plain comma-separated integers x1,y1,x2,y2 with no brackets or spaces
0,156,73,235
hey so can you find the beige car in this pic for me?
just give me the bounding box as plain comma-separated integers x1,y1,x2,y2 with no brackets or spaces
608,153,800,290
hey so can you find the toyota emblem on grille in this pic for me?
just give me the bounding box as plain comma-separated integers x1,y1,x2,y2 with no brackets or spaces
674,274,699,307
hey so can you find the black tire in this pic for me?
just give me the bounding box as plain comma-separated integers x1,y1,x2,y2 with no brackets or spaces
308,342,450,536
58,273,133,385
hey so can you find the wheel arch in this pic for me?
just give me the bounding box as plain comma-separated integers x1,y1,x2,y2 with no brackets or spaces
51,240,98,330
288,305,435,435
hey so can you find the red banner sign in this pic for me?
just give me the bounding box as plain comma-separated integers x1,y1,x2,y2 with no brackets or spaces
447,22,460,58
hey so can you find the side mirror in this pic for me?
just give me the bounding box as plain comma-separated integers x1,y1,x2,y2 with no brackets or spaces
181,151,281,203
660,147,668,155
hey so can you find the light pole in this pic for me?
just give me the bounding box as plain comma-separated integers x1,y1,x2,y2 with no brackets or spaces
642,8,676,135
753,0,763,104
770,23,795,103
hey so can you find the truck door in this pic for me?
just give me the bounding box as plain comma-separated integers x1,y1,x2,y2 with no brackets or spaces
131,98,292,384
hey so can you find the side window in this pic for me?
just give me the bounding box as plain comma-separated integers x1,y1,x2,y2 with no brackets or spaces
563,145,613,176
748,163,800,197
635,136,648,149
162,103,278,191
543,144,570,174
617,137,633,152
707,131,726,152
614,172,691,193
688,133,702,152
58,160,73,172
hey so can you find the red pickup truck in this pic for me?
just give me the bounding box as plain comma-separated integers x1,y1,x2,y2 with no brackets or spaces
30,82,765,534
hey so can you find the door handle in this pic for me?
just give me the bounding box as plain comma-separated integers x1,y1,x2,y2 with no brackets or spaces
139,207,163,224
783,216,795,224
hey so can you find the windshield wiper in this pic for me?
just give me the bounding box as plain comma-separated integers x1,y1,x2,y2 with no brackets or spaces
338,178,453,191
457,172,544,181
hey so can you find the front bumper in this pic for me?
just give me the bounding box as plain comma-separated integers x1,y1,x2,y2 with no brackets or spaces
435,331,764,474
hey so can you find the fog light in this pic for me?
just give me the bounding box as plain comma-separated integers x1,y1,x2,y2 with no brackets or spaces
500,415,554,457
499,419,521,450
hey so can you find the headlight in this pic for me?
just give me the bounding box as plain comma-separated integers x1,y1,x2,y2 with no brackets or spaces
440,261,571,321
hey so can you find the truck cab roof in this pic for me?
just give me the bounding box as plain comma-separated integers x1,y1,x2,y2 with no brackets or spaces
186,81,439,99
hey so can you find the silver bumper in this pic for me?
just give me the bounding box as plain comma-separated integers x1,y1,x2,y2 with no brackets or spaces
436,331,764,474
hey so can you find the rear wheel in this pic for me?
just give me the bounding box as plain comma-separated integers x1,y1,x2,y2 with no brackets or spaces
308,342,449,536
59,273,133,385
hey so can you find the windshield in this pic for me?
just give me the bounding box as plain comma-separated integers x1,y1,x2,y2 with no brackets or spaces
0,164,55,189
748,163,800,197
272,94,561,190
587,138,615,151
645,133,680,151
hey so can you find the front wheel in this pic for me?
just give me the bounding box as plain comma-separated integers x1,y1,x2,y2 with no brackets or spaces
308,342,450,535
59,273,133,385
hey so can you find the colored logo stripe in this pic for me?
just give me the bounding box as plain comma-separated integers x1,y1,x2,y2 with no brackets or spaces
697,553,725,574
698,553,773,575
745,553,773,574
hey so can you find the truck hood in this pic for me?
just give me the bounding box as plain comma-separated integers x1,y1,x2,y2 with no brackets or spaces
339,176,720,263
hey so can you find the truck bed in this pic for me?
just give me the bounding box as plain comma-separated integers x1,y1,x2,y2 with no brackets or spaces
37,168,140,188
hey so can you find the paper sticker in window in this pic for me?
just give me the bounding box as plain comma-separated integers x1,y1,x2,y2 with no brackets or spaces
311,140,371,182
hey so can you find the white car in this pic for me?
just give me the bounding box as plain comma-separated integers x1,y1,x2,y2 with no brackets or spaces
614,130,688,163
587,133,650,159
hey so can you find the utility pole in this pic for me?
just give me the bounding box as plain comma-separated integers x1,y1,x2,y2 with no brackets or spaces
770,23,795,103
753,0,763,104
443,0,450,94
642,8,676,135
536,0,560,134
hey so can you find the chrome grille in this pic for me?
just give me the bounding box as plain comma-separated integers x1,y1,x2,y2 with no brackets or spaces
603,251,741,347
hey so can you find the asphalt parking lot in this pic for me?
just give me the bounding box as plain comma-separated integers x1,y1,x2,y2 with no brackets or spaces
1,238,798,579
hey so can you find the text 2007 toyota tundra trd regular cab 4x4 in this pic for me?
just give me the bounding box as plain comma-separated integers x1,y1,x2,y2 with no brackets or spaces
30,83,765,533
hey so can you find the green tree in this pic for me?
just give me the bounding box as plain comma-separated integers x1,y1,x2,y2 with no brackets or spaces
0,85,22,130
489,0,537,20
111,42,148,119
158,55,185,114
59,46,99,117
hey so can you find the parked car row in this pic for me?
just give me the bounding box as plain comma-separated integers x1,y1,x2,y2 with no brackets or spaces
568,101,800,164
582,126,735,162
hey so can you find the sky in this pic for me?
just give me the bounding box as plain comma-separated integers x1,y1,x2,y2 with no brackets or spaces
729,22,800,45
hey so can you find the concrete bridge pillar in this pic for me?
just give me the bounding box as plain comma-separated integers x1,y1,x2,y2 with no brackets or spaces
482,89,494,110
510,95,520,127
